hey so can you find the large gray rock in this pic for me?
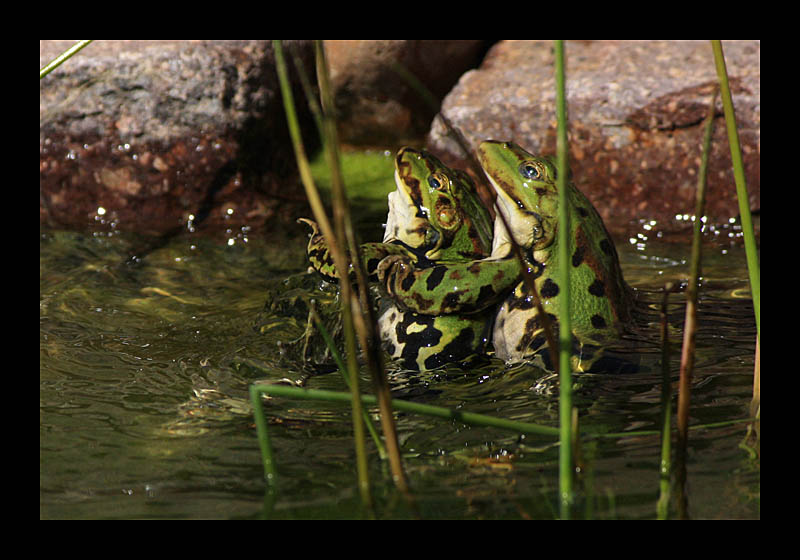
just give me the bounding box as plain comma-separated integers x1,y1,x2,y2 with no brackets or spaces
428,40,760,237
40,40,315,235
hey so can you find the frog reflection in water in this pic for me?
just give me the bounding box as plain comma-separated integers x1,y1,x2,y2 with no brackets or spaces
302,147,495,371
379,141,634,372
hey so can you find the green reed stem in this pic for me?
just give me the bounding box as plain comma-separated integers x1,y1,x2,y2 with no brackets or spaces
273,40,372,509
249,379,755,487
249,382,755,476
675,87,717,520
711,41,760,436
250,385,277,483
657,282,675,520
711,41,760,344
554,39,574,520
40,40,93,79
252,385,559,437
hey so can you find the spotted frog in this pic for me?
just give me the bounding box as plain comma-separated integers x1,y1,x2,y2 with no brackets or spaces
302,147,495,370
379,140,633,371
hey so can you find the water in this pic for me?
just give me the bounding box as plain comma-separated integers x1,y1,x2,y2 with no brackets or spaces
39,225,759,519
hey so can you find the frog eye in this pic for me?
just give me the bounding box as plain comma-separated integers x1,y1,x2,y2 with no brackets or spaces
519,162,541,180
428,173,448,191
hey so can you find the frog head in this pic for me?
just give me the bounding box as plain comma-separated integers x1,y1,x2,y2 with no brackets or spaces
385,147,492,262
477,141,560,258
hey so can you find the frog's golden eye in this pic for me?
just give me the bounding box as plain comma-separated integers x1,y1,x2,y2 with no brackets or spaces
519,161,542,180
428,173,449,191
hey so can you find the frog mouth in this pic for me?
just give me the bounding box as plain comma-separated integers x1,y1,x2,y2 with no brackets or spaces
486,175,540,249
384,177,428,249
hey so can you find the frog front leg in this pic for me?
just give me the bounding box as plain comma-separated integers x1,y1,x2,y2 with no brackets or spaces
377,250,523,315
299,218,413,283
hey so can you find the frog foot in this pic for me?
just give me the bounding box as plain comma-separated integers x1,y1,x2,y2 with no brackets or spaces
297,217,320,237
376,254,415,299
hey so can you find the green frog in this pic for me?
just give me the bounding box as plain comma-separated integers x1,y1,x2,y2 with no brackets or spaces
302,147,495,371
379,141,633,372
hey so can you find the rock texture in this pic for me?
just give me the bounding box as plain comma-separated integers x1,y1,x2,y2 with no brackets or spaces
40,40,315,235
427,40,760,237
40,40,760,239
325,40,490,145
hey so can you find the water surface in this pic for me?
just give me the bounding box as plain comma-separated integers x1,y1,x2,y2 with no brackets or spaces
40,224,759,519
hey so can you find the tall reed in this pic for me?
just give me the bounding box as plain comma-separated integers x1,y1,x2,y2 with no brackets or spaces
314,42,411,500
553,40,574,520
710,41,760,427
273,40,372,508
710,41,759,342
674,86,717,519
273,40,412,510
657,283,675,519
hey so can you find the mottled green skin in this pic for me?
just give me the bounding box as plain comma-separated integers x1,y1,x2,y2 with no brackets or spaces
303,147,495,370
380,141,633,371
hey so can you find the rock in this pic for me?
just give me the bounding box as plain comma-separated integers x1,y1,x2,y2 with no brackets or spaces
324,40,490,145
40,40,315,235
428,40,760,238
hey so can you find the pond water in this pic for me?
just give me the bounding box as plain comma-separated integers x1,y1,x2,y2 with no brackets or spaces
40,219,759,519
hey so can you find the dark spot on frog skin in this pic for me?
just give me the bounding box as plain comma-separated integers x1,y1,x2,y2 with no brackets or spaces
588,279,606,297
423,326,479,370
442,291,465,312
366,257,381,275
509,295,535,311
599,239,614,257
395,314,441,369
476,284,502,311
572,245,585,267
392,313,487,370
410,292,435,312
516,313,557,355
575,206,589,218
540,278,560,299
400,267,416,292
591,314,607,329
425,265,447,291
516,317,543,354
458,249,484,260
